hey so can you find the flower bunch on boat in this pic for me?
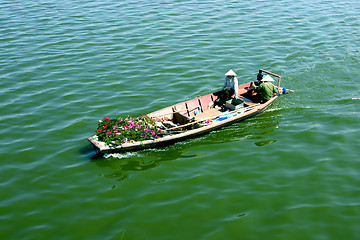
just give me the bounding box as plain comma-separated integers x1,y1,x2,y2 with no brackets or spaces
95,116,162,146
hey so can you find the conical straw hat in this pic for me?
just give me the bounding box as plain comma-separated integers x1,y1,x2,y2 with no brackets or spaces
261,74,275,82
225,69,237,76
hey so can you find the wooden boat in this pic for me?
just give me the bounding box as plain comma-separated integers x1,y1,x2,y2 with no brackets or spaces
88,69,291,153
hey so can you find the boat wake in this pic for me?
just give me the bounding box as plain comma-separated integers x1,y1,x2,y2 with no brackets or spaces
266,107,283,112
104,152,138,159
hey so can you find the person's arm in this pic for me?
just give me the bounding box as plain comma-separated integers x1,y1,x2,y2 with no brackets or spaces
234,77,239,98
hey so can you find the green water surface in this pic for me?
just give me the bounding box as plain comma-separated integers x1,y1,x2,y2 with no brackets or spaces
1,0,360,239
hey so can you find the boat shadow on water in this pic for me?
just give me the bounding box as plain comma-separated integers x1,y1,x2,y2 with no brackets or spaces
89,145,206,182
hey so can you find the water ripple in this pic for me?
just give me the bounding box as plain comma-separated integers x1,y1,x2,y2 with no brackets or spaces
1,0,360,239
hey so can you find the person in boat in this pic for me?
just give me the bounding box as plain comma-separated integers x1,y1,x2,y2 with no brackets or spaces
256,69,263,82
251,72,279,103
217,69,239,106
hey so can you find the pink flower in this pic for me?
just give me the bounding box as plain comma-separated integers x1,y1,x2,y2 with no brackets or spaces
151,130,155,135
106,132,112,135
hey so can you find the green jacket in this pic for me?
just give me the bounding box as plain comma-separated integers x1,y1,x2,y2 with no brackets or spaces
254,81,279,101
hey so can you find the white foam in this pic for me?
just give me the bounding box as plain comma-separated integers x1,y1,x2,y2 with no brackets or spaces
104,152,138,159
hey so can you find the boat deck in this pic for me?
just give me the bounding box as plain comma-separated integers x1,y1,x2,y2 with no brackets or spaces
194,108,222,120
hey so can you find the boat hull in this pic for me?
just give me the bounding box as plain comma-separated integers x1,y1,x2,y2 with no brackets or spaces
88,69,286,153
88,92,277,153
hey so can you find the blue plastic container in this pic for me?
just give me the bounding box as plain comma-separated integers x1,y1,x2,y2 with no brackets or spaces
218,112,233,121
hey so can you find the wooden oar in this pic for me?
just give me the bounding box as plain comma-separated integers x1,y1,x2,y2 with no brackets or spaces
222,102,260,112
161,103,261,132
160,115,217,132
150,106,200,119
